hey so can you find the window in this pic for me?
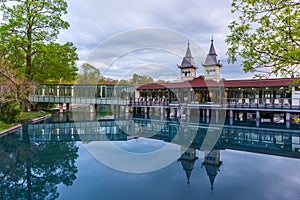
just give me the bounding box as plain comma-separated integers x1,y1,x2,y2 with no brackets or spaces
207,69,216,75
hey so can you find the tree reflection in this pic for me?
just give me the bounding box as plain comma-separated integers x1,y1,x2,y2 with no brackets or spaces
0,130,78,200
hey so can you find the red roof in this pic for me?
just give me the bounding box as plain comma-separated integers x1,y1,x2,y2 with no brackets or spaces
137,77,299,90
222,78,297,87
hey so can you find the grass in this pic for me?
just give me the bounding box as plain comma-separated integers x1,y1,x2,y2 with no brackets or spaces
16,111,50,122
0,111,50,131
0,121,16,131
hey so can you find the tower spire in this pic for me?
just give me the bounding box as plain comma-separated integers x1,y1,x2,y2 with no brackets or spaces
178,41,198,81
202,37,222,81
209,36,217,55
201,150,222,191
178,147,198,187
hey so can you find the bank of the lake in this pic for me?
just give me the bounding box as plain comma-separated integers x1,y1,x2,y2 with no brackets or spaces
0,111,52,136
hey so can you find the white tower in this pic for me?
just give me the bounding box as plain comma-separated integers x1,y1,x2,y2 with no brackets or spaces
202,38,222,81
178,42,198,81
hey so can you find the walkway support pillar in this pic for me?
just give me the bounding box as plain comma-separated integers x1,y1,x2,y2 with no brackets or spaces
187,108,191,116
230,110,234,125
172,108,176,118
125,105,130,113
145,107,150,115
90,104,96,113
36,103,40,112
286,112,291,129
206,109,210,123
59,103,64,113
66,103,70,112
256,111,260,127
166,108,170,118
160,107,164,116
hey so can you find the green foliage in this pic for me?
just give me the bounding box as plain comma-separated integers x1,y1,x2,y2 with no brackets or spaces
38,103,56,111
98,76,118,85
133,73,154,84
76,63,101,84
15,111,50,122
226,0,300,78
0,0,78,84
294,118,300,124
156,79,169,84
32,42,78,84
0,101,21,124
0,0,78,114
0,121,15,131
0,133,78,199
119,73,155,85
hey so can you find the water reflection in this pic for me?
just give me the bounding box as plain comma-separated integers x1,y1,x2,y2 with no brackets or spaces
0,128,78,200
1,114,300,199
27,115,300,159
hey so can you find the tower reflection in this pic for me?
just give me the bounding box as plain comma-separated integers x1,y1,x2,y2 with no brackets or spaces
21,115,300,190
178,147,198,186
202,150,222,190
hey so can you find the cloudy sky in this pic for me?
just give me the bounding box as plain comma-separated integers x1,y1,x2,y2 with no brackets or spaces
58,0,253,81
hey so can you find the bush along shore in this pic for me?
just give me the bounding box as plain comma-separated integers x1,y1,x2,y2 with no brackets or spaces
0,112,52,136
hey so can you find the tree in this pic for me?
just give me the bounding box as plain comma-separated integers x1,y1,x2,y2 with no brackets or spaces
0,131,78,200
0,0,78,110
31,42,78,84
0,58,26,120
118,74,156,85
76,63,101,84
0,98,20,124
132,73,154,84
226,0,300,78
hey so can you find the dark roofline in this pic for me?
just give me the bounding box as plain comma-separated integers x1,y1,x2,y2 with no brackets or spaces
178,42,198,69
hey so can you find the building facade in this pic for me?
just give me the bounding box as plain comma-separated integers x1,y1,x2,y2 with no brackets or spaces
137,40,300,107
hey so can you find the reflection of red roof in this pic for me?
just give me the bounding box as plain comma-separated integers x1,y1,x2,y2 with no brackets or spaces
137,76,299,90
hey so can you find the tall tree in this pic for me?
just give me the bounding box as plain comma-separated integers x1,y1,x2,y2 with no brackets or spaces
0,0,78,110
226,0,300,78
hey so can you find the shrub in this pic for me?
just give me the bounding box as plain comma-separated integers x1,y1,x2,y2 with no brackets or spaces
0,102,21,124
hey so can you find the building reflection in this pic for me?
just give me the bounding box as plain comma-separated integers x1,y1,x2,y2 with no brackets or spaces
178,147,222,190
202,150,222,190
178,146,198,186
19,115,300,190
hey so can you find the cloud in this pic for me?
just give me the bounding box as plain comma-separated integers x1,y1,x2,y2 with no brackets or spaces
59,0,251,80
80,28,207,80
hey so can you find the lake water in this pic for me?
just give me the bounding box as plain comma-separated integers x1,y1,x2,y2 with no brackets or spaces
1,113,300,200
